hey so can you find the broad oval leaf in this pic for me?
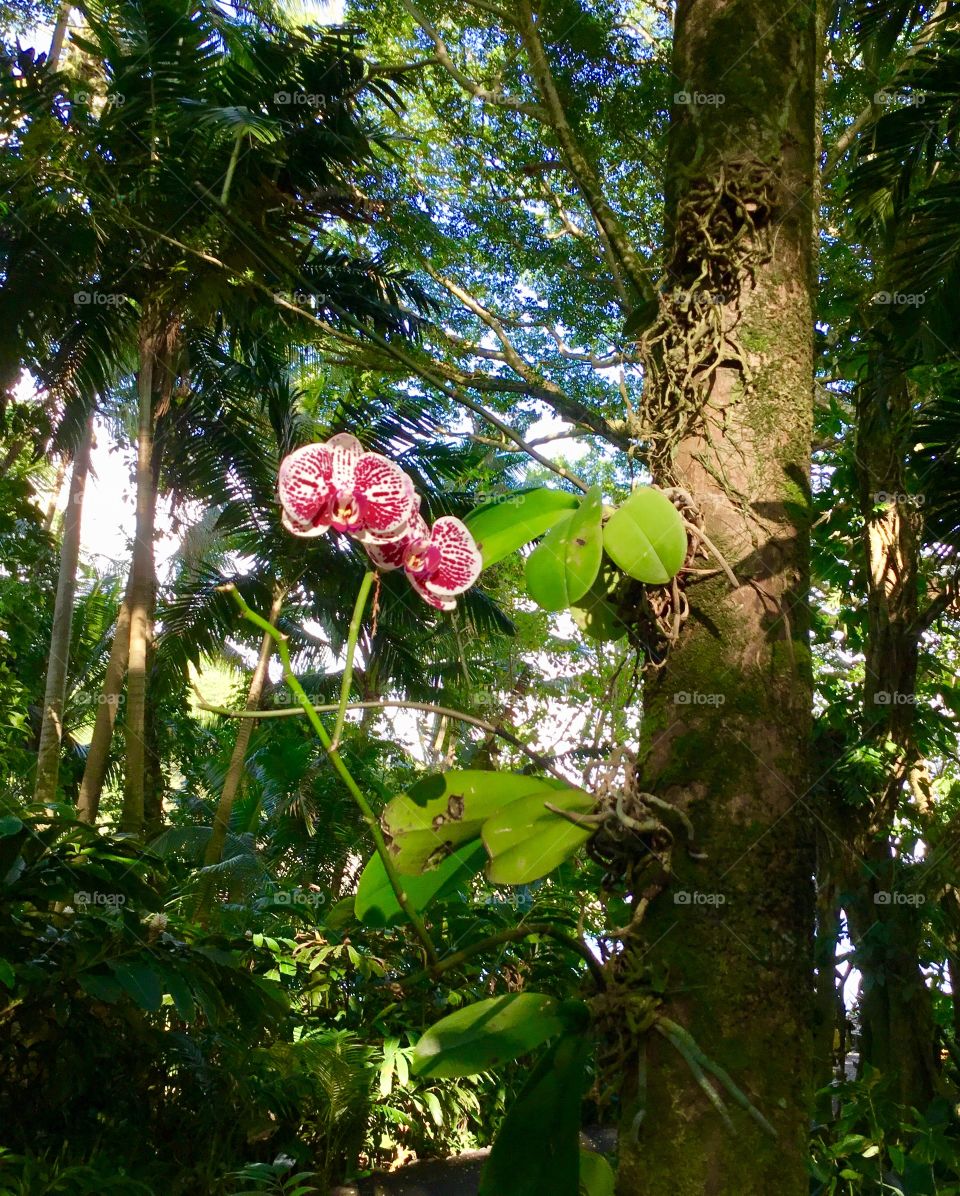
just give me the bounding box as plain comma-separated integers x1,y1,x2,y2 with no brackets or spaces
570,559,628,642
579,1150,616,1196
466,487,579,568
382,771,567,875
602,487,687,584
484,789,594,887
479,1033,589,1196
355,840,486,927
525,486,604,610
413,992,566,1078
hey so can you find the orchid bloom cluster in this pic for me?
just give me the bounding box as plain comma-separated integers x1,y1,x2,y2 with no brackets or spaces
278,433,482,610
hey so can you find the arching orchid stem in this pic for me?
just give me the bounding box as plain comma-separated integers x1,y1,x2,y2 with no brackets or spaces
192,692,563,777
220,585,439,965
332,570,376,750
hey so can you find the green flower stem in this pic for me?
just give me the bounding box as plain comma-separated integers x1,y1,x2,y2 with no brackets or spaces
332,569,375,749
222,585,438,965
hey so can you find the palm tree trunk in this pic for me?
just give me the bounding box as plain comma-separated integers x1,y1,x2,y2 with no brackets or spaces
33,415,94,805
195,587,284,916
120,335,157,835
76,574,132,824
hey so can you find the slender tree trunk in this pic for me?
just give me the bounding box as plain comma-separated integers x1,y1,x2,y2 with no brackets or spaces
842,354,939,1108
33,415,94,804
47,3,72,71
143,640,164,838
121,335,158,835
617,2,817,1192
76,574,132,824
195,587,284,917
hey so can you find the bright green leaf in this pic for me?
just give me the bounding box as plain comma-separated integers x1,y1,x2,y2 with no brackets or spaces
356,841,486,927
413,993,567,1078
466,488,579,567
483,789,594,886
382,771,568,875
579,1149,616,1196
525,486,604,610
602,487,687,584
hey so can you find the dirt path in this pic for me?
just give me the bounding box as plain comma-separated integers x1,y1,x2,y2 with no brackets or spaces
331,1128,616,1195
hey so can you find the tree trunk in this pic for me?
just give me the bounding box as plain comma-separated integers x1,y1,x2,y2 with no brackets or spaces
76,574,132,824
842,352,938,1108
120,335,158,835
33,415,94,805
47,3,72,71
195,587,284,917
616,2,818,1192
143,639,164,838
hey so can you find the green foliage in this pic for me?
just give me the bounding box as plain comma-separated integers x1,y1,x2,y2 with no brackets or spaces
525,487,604,611
601,487,687,585
412,993,573,1078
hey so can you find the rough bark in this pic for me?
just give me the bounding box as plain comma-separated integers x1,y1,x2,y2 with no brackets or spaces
33,415,94,805
76,573,132,824
616,2,818,1192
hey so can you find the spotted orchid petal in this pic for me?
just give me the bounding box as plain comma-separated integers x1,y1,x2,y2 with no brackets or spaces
364,512,429,571
278,434,416,544
278,443,335,534
399,516,482,610
281,508,330,539
408,571,457,611
421,517,483,600
352,457,417,542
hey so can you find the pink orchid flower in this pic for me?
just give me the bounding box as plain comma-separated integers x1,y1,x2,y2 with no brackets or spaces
365,512,483,611
278,433,416,544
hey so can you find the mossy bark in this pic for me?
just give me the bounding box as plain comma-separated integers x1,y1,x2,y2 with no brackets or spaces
616,2,818,1192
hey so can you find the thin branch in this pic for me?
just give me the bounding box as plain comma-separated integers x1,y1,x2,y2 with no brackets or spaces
401,922,607,989
402,0,543,115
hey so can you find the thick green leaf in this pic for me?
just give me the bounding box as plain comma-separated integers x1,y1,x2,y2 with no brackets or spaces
479,1033,589,1196
602,487,687,584
413,993,566,1078
0,959,13,990
579,1150,616,1196
570,560,629,642
483,789,594,885
355,840,486,927
382,771,566,875
0,816,23,837
525,486,604,610
466,487,579,567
